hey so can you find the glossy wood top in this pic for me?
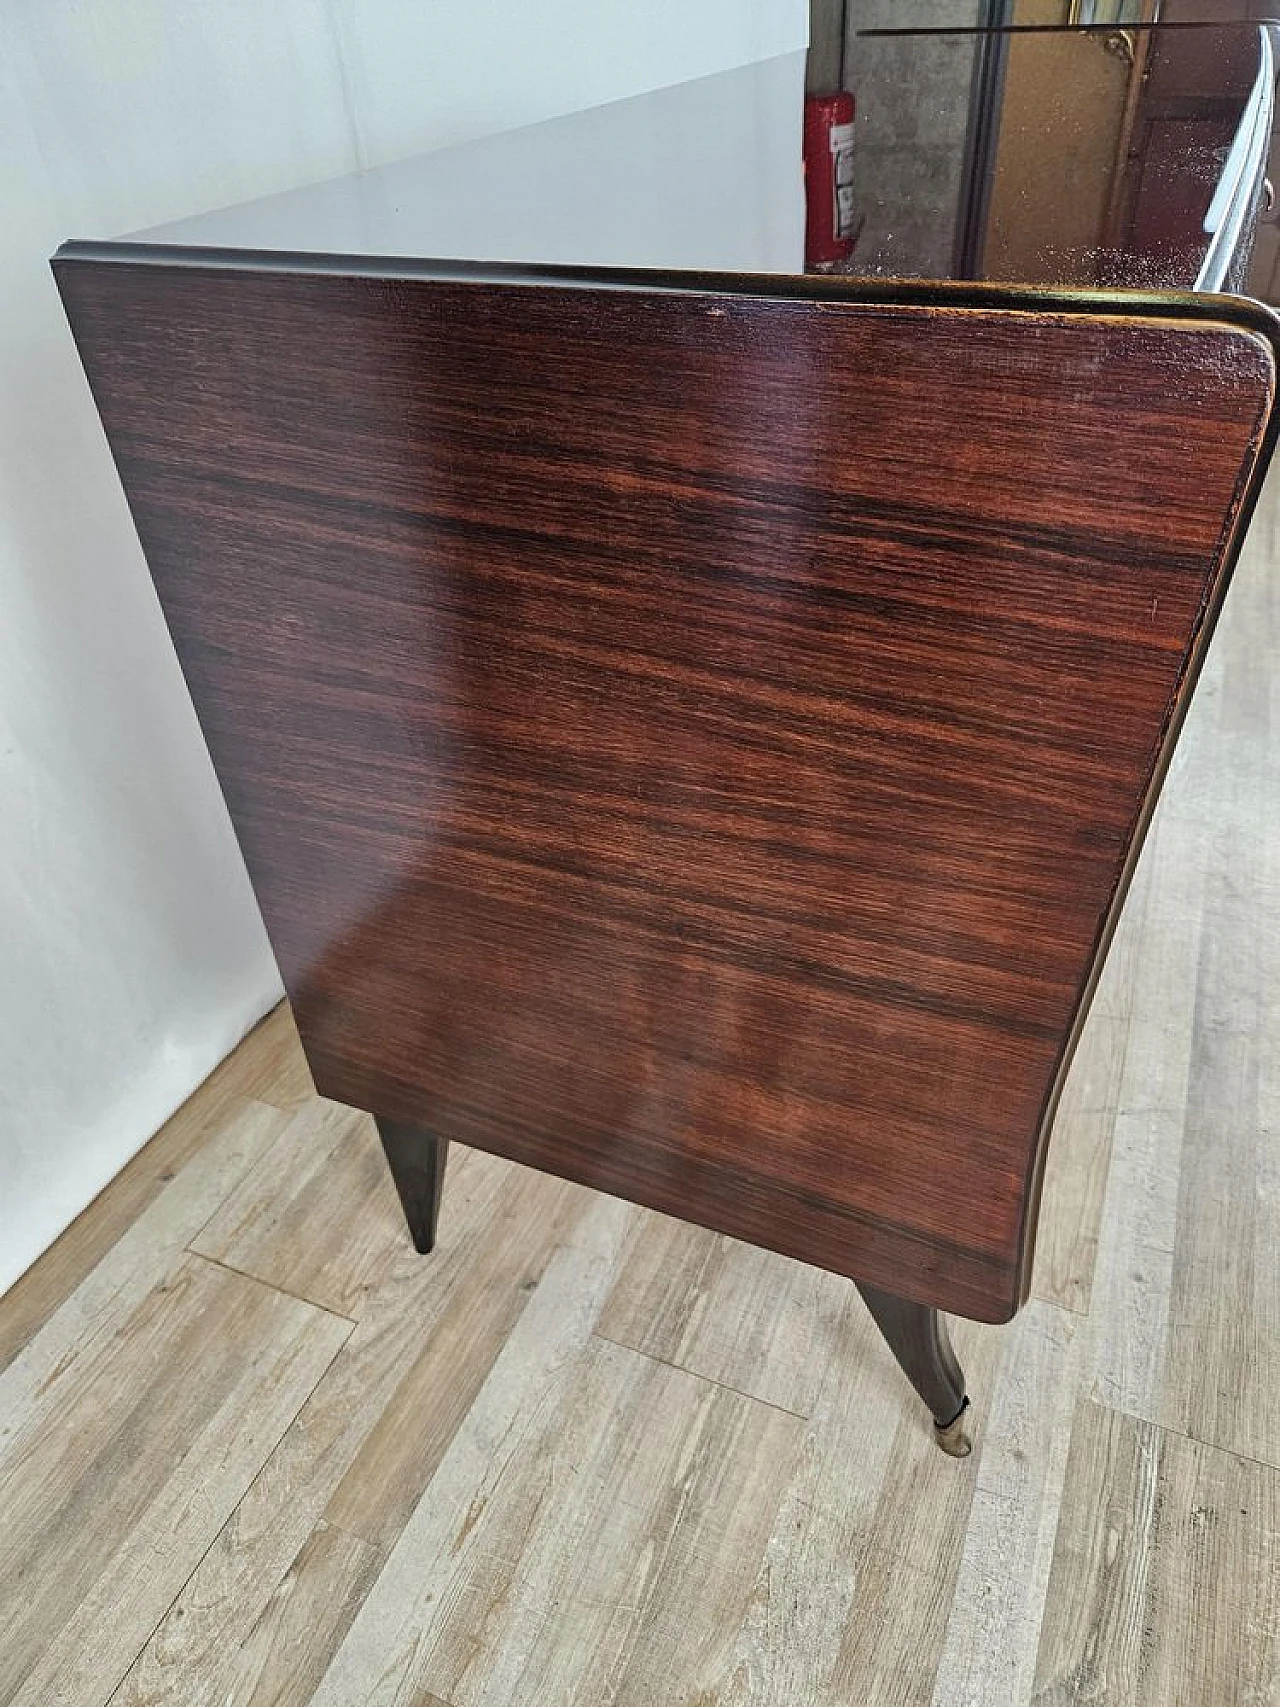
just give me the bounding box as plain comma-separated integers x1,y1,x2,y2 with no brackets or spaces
119,22,1276,292
53,253,1279,1318
124,55,808,276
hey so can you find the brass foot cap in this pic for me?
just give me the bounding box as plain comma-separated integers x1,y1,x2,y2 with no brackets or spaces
934,1397,972,1458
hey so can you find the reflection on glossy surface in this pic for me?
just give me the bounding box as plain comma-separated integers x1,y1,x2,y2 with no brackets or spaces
849,21,1275,288
54,254,1277,1318
129,54,807,275
122,23,1277,293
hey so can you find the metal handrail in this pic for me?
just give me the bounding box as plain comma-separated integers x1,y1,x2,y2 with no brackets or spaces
1195,23,1277,293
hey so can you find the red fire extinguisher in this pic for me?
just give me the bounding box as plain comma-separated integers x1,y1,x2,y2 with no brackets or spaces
804,92,857,270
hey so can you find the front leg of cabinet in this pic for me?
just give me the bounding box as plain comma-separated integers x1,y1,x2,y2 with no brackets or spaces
373,1117,449,1254
855,1280,972,1457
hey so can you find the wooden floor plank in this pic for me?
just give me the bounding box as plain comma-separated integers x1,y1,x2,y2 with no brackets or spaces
316,1330,803,1707
821,1318,1003,1707
597,1210,850,1417
191,1097,409,1318
112,1147,590,1707
1159,675,1280,1468
608,1381,809,1707
305,1194,637,1707
0,1007,303,1375
669,1299,990,1707
929,1300,1081,1707
221,1520,385,1707
0,1098,291,1453
0,1251,348,1707
1090,521,1280,1471
1032,1402,1280,1706
1030,851,1150,1316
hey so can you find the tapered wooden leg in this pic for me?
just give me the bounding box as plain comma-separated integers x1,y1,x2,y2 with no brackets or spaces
373,1117,449,1253
855,1280,972,1457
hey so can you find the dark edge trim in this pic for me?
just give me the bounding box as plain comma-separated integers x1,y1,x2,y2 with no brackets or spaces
52,239,1280,1322
45,239,1280,343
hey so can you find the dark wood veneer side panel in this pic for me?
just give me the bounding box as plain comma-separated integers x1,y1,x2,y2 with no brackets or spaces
52,258,1275,1319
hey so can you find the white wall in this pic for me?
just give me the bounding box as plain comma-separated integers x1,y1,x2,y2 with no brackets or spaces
0,0,807,1296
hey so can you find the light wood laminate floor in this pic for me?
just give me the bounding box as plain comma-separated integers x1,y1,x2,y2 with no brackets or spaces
4,479,1280,1706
